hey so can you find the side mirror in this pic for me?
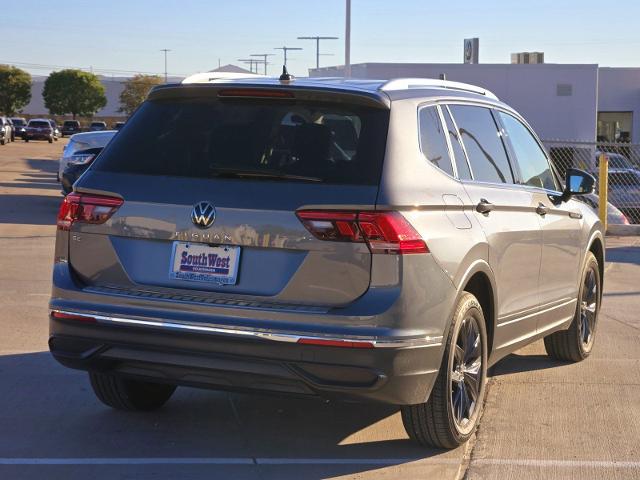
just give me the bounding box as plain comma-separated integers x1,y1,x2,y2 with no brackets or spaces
560,168,595,202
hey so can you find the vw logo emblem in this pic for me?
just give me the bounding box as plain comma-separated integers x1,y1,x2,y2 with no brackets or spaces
191,201,216,229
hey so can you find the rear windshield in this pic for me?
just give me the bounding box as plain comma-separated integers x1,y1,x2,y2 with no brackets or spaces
64,121,79,126
91,122,105,126
11,119,26,126
92,98,389,185
29,121,50,128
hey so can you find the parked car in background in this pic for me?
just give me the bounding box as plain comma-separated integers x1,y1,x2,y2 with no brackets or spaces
24,119,54,143
113,121,125,130
578,193,630,225
0,117,12,144
58,130,117,182
49,77,604,450
48,120,61,141
6,118,16,142
594,151,639,173
10,117,27,139
60,147,104,194
89,121,107,131
62,120,81,137
606,169,640,224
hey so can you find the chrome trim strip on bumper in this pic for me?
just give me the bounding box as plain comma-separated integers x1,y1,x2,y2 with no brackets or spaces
51,310,443,349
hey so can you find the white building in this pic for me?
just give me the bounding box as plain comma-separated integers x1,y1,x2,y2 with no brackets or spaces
310,63,640,143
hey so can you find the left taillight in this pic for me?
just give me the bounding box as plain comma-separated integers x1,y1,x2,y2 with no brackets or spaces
57,193,123,231
296,210,429,254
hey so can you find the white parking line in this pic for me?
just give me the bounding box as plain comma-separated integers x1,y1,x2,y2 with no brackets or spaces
0,457,449,466
473,459,640,469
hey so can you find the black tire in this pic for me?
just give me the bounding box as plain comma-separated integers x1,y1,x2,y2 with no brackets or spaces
544,252,601,362
89,372,176,411
48,137,53,143
401,292,488,449
24,138,28,143
0,139,4,145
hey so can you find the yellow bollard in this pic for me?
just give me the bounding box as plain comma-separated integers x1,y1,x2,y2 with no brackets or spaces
598,153,608,233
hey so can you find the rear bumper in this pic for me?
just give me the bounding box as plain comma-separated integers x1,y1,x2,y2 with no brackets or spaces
49,311,443,405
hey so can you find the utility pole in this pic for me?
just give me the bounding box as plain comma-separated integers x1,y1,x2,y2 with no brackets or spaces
237,58,258,73
297,36,339,70
250,53,275,75
274,46,303,68
345,0,351,78
160,49,171,82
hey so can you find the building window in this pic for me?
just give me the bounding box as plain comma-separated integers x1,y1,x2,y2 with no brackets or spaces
597,112,633,142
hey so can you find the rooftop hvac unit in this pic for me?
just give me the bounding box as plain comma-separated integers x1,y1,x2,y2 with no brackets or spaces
511,52,545,64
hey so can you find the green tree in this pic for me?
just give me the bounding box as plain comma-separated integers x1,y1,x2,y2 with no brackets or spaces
0,65,32,115
43,69,107,119
119,74,162,116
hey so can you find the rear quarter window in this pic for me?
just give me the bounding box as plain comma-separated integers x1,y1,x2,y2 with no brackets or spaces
92,98,390,185
418,106,454,177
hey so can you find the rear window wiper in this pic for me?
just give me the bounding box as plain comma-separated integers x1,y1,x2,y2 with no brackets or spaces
208,167,322,183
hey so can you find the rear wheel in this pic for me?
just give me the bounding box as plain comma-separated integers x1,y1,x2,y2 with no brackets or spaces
544,252,601,362
89,372,176,411
401,292,488,449
48,137,53,143
23,138,28,142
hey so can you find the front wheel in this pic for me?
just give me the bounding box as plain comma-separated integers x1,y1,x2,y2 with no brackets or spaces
401,292,488,449
544,252,601,362
89,372,176,411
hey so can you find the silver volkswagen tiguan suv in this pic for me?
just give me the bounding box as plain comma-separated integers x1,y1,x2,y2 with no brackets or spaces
49,75,603,448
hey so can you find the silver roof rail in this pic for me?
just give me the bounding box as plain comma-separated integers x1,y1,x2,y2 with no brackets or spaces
380,78,499,100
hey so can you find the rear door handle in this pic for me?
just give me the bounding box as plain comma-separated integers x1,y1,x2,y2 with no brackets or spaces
536,203,549,216
476,198,494,214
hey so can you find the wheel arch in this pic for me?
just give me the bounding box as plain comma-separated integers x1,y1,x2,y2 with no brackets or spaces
456,261,497,355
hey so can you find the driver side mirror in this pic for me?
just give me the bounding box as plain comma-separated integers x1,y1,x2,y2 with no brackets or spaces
560,168,595,202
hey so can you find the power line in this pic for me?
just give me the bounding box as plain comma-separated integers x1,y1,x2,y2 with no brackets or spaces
274,46,303,68
297,36,339,69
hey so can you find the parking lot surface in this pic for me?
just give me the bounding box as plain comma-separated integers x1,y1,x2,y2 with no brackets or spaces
1,141,639,479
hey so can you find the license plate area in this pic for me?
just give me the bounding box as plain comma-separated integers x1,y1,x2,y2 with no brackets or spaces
170,242,240,285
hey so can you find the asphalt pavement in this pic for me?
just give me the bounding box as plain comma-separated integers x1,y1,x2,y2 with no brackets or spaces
0,139,638,479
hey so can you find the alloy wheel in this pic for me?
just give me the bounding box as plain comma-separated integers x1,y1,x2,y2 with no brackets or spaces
451,315,483,430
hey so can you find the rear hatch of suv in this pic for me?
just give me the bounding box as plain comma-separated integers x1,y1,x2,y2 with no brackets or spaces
65,84,390,307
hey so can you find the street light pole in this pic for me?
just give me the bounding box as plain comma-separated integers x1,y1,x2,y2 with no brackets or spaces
345,0,351,78
297,36,339,70
160,49,171,82
274,46,303,68
250,53,275,75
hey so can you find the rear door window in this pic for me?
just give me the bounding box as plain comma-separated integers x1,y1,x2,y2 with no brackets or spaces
498,111,557,191
442,106,472,180
93,98,389,185
449,105,514,184
418,106,454,176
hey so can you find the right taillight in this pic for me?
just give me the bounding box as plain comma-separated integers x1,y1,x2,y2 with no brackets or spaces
57,193,123,231
296,210,428,254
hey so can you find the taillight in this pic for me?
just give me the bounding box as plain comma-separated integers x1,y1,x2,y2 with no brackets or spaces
296,210,428,254
297,338,374,349
57,193,123,231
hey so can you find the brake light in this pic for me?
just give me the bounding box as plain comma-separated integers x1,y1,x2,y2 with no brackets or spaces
56,193,123,231
50,311,96,323
296,210,428,254
218,88,294,99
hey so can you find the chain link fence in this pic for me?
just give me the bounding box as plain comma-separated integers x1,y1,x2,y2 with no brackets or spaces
543,140,640,225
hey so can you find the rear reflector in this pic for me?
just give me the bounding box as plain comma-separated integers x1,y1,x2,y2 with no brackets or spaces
50,311,96,323
297,338,374,349
296,210,428,254
218,88,294,99
57,193,123,231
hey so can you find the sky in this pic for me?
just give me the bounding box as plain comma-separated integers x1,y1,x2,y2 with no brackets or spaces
2,0,640,78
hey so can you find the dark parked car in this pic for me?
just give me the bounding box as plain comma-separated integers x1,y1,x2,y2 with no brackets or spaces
10,117,27,139
89,121,107,131
113,122,126,130
62,120,81,137
24,119,54,143
60,147,103,194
